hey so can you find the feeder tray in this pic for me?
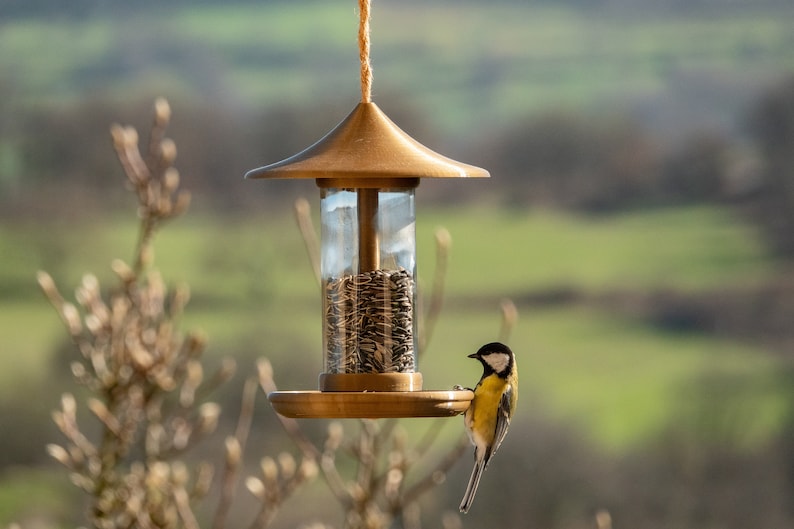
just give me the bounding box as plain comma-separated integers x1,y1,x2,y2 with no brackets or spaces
268,389,475,419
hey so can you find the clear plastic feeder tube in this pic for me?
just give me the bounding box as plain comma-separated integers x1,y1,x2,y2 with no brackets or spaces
320,187,417,376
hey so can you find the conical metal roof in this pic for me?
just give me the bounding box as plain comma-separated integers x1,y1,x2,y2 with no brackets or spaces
245,102,489,187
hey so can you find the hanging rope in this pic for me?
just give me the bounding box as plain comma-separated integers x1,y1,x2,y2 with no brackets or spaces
358,0,373,103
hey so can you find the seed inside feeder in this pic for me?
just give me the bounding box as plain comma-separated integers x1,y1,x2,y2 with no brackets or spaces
324,268,415,374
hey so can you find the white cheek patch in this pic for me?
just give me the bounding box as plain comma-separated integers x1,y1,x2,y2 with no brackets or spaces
484,352,510,373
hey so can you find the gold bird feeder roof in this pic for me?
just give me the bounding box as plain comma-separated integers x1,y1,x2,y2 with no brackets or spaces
245,101,490,187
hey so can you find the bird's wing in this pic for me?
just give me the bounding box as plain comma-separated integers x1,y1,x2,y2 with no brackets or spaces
489,385,513,458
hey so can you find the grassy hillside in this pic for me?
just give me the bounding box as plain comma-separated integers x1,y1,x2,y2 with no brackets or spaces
422,205,774,295
3,204,783,451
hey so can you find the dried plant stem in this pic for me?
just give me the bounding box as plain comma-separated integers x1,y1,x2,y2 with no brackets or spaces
133,217,158,276
175,488,202,529
110,96,190,276
418,228,451,355
257,361,349,502
39,98,343,529
294,198,321,285
399,435,470,508
498,298,519,344
213,377,259,529
41,100,285,529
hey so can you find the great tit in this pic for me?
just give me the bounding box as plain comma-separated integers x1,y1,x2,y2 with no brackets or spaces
459,342,518,513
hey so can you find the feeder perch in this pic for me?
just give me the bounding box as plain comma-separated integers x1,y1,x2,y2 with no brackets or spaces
245,3,488,419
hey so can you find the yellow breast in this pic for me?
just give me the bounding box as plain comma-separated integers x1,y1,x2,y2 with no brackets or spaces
466,374,509,446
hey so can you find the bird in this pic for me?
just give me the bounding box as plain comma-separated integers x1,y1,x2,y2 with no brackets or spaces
459,342,518,513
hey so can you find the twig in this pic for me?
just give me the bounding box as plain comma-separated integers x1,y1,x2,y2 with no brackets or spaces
257,361,350,503
399,434,470,508
419,228,451,355
498,298,519,344
174,487,201,529
42,99,241,529
293,198,321,285
212,377,258,529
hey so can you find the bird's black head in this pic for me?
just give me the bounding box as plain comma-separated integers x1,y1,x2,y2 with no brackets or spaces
468,342,514,378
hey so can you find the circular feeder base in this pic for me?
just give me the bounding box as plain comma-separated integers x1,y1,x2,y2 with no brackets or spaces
268,389,474,419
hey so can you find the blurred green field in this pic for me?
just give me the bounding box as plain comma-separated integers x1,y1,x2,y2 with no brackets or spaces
2,3,793,134
1,204,785,452
421,205,774,295
0,467,75,526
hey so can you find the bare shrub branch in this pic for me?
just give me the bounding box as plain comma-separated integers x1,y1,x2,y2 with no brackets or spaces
39,100,317,529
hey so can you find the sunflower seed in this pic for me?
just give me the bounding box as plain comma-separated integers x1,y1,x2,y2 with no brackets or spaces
324,268,415,374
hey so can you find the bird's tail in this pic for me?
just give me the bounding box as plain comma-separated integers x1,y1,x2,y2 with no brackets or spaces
459,458,486,513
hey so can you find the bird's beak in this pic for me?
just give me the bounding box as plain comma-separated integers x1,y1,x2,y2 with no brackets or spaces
467,352,478,359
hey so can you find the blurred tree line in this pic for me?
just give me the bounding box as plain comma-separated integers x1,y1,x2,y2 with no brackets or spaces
4,74,793,258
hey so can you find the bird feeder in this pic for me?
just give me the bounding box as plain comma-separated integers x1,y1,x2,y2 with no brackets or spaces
245,2,488,419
